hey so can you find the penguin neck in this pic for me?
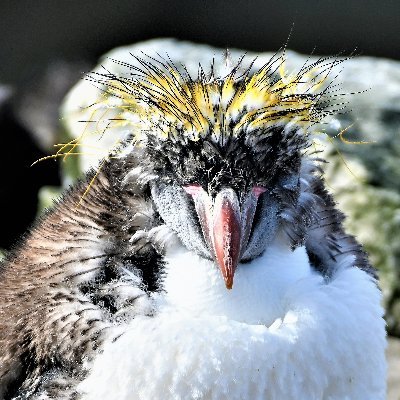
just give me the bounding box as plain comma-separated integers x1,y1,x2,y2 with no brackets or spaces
159,232,313,326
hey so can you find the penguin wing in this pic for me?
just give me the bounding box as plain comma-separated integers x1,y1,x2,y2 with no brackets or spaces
0,154,161,399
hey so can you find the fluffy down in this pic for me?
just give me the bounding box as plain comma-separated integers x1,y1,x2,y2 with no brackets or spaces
78,240,386,400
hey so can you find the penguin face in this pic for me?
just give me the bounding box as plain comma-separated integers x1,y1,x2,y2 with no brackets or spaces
148,128,304,289
91,54,334,287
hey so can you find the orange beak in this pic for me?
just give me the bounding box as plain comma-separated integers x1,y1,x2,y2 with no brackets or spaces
184,185,265,289
211,190,242,289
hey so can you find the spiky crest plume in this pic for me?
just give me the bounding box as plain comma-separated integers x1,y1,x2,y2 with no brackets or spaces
35,52,353,171
33,52,353,203
84,52,346,148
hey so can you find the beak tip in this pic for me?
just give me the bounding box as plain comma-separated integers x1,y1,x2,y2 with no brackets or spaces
225,278,234,290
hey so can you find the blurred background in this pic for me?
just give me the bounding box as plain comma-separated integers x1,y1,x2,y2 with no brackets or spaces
0,0,399,395
1,0,399,247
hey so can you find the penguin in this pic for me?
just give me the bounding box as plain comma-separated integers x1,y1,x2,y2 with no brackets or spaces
0,53,386,400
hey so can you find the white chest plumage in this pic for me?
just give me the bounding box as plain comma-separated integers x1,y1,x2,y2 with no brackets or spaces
78,236,387,400
160,235,312,326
